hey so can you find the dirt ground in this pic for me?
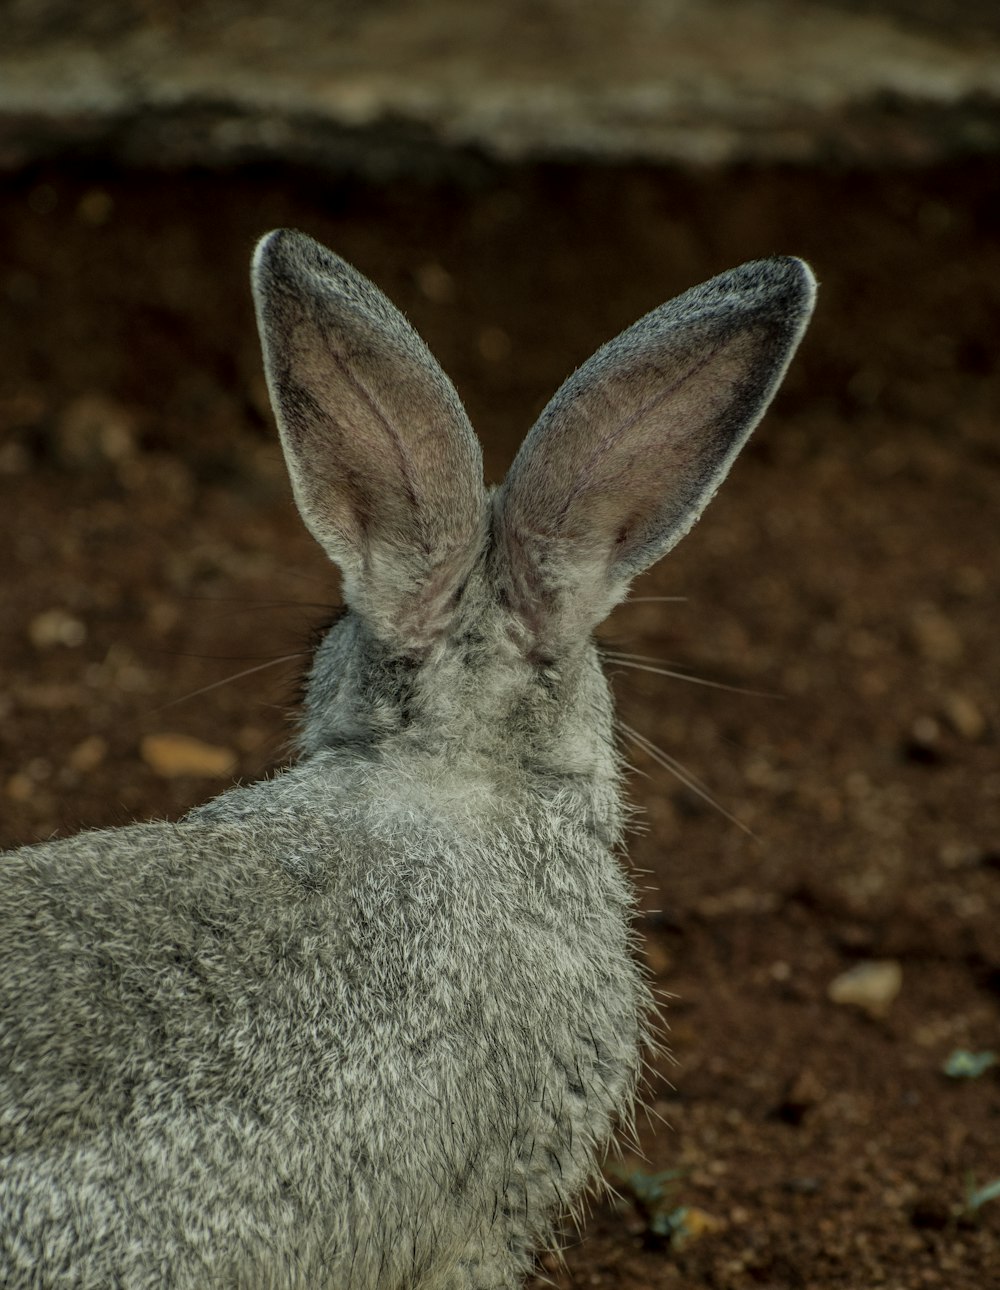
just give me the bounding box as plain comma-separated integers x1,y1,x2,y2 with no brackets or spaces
0,158,998,1287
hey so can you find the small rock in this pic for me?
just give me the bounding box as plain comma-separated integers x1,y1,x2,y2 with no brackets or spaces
28,608,87,649
5,758,51,802
954,566,987,598
904,716,944,764
477,325,511,362
643,938,673,977
827,960,902,1017
0,439,30,474
414,261,455,304
669,1206,724,1247
938,840,979,869
5,772,35,802
76,188,114,225
20,681,84,710
140,733,237,779
54,393,136,469
67,735,108,773
776,1068,826,1125
697,886,778,919
908,604,963,665
940,691,987,741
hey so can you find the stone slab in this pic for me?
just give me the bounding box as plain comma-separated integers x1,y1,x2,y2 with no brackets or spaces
2,0,999,170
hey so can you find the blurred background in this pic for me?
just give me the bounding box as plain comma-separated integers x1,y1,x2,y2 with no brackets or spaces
1,2,998,1286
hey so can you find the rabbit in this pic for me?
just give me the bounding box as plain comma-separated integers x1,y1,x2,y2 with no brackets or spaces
0,228,815,1289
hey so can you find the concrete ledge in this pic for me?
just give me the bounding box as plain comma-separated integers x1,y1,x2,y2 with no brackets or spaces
3,1,999,170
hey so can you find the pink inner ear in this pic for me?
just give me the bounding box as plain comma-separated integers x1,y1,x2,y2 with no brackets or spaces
523,337,755,571
557,346,721,520
494,316,789,653
258,241,489,651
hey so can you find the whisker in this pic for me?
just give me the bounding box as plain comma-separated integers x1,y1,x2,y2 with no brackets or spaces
618,718,755,839
605,652,780,699
154,650,309,663
178,597,339,612
623,596,689,603
152,653,309,712
618,757,650,781
622,721,713,795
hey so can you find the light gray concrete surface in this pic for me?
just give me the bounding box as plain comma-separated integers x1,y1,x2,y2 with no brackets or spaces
2,0,999,170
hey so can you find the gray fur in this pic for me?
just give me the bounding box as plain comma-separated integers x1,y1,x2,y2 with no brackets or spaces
1,231,815,1288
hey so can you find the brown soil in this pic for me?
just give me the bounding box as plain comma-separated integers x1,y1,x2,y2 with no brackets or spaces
1,159,998,1288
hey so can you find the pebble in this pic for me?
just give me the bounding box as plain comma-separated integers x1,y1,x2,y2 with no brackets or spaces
67,735,108,773
940,691,987,741
414,261,455,304
778,1067,826,1124
140,733,237,779
827,960,902,1017
55,393,136,469
908,603,963,665
671,1206,724,1246
5,757,52,802
76,188,114,225
5,772,35,802
643,938,673,977
28,608,87,649
905,716,944,764
0,439,31,473
477,325,511,362
696,886,779,918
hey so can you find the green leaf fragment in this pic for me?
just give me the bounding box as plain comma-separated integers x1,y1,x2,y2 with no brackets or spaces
942,1049,997,1079
967,1177,1000,1213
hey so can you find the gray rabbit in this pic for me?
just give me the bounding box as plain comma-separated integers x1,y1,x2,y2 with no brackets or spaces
0,230,815,1288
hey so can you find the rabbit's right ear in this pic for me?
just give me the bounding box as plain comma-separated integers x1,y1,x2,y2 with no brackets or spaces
253,230,486,649
496,257,816,652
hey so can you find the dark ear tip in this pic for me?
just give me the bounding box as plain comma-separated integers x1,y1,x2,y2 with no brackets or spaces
752,255,818,320
655,256,816,338
252,228,320,282
779,255,818,309
252,231,383,329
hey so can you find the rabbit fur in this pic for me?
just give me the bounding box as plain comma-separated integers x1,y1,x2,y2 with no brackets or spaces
0,231,815,1289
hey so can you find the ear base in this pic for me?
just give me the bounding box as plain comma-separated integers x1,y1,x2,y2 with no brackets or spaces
252,230,487,648
496,257,816,645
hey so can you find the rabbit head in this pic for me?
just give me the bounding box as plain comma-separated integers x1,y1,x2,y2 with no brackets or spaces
253,232,815,796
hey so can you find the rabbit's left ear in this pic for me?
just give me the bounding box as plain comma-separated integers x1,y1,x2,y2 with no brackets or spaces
495,257,815,648
253,230,487,650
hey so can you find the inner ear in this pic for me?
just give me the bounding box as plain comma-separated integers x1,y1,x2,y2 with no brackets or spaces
253,230,488,649
495,257,816,646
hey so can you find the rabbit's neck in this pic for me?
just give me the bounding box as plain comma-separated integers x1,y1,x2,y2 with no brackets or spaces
190,747,626,859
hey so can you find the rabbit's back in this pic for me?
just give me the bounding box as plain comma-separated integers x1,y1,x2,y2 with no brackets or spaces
1,760,644,1288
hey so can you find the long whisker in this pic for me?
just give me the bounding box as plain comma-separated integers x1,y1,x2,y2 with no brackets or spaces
605,652,780,699
618,719,755,839
180,597,339,612
152,653,309,712
621,721,713,794
622,596,688,603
